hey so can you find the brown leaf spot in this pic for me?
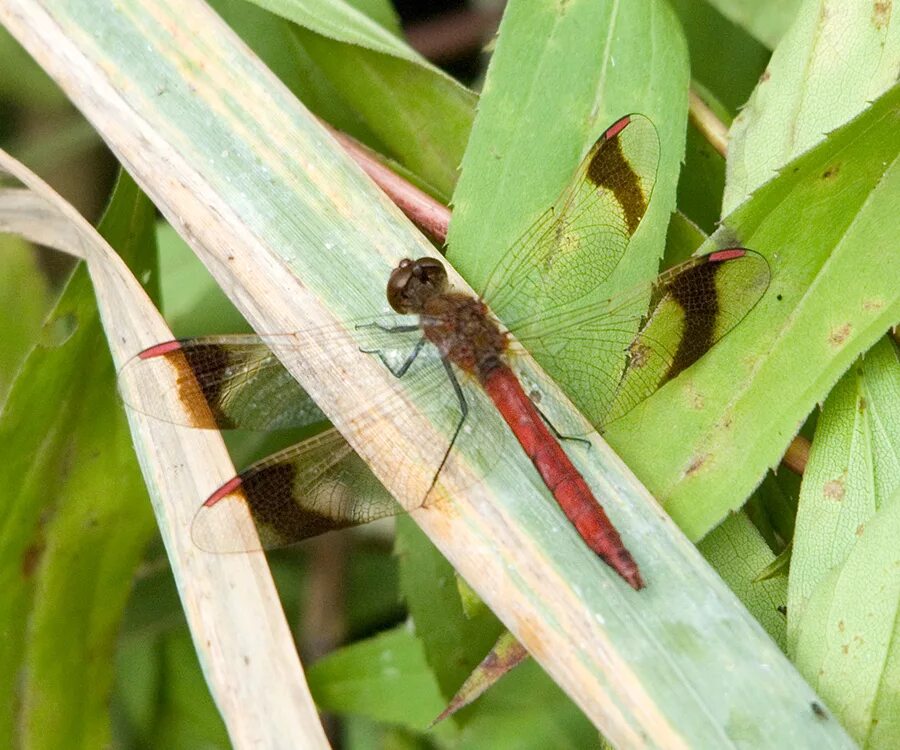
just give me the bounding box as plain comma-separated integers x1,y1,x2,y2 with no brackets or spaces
685,383,705,411
873,1,891,29
837,620,845,633
856,523,866,536
821,163,841,180
842,644,849,654
823,478,845,501
21,542,44,578
828,323,852,347
822,479,844,501
685,453,710,477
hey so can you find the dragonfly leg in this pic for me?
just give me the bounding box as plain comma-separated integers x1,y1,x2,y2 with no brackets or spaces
535,406,591,449
361,336,428,378
427,358,468,496
355,322,421,334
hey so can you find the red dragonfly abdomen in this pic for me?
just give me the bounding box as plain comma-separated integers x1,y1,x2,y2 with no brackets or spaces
480,363,644,590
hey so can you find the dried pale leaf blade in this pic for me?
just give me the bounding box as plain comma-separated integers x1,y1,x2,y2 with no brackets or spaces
724,1,900,212
432,629,529,725
609,84,900,541
788,337,900,645
0,87,330,750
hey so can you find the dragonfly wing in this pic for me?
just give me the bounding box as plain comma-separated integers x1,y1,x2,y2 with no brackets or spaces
191,427,400,552
154,324,513,551
192,364,513,554
481,114,659,323
118,321,436,432
513,249,771,426
119,335,328,430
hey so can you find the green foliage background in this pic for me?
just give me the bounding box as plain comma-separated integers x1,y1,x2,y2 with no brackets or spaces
1,0,897,748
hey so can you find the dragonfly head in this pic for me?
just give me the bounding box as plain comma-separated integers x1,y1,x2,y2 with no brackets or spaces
387,257,448,314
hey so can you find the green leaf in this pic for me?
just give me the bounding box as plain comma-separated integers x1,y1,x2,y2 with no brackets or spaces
434,629,529,724
608,83,900,541
157,222,249,337
448,0,689,424
241,0,476,198
724,0,900,212
0,176,157,749
668,0,770,114
0,236,50,402
306,626,447,732
788,337,900,646
676,121,727,233
792,492,900,747
0,271,147,747
395,517,503,704
116,629,230,749
453,658,600,750
0,26,67,106
703,0,803,49
662,210,706,269
698,513,788,651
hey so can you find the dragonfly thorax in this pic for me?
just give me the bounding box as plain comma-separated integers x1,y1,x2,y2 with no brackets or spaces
421,293,507,380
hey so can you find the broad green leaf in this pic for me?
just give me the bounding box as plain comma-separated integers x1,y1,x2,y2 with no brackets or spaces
668,0,770,114
662,210,706,268
745,470,800,552
0,26,66,105
607,84,900,541
724,0,900,213
242,0,476,198
704,0,804,49
448,0,689,426
0,176,156,749
395,517,503,706
0,236,50,402
306,626,448,732
698,513,788,651
115,630,230,749
793,493,900,748
157,222,249,337
676,121,727,233
788,337,900,647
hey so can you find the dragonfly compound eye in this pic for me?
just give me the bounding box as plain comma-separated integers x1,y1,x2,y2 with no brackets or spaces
387,257,448,314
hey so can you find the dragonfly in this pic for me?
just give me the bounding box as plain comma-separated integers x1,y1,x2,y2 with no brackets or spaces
122,114,770,590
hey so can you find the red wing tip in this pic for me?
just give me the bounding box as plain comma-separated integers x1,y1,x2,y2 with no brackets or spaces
204,476,244,506
139,340,183,359
708,248,747,263
604,115,631,140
